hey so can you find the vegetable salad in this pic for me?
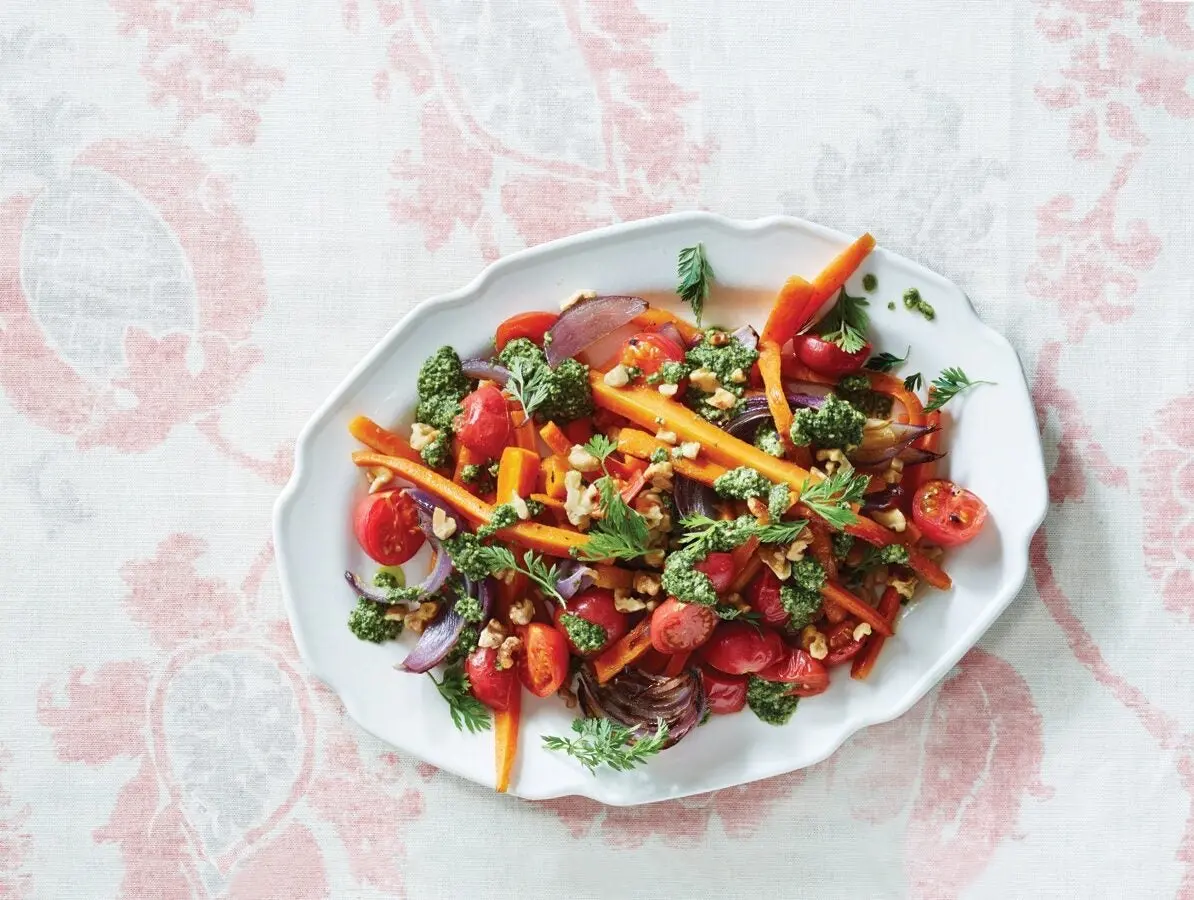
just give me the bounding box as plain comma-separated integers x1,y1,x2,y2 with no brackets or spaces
344,233,991,789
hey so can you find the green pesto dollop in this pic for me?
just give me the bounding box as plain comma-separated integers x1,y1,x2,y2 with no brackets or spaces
747,676,800,725
834,373,894,419
902,288,936,321
767,483,790,520
862,273,878,292
478,502,520,539
348,598,403,643
789,394,867,449
496,338,593,422
414,346,472,468
560,613,608,653
713,466,772,500
647,360,689,385
753,423,785,458
682,330,758,425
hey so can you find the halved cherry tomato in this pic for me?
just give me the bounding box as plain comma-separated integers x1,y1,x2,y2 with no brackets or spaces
650,597,717,654
699,667,748,715
552,588,628,657
912,479,989,547
794,333,870,377
758,647,829,696
454,384,511,459
745,569,789,627
701,622,785,675
495,311,559,352
352,490,425,566
694,552,736,594
619,331,685,376
517,622,570,697
823,620,865,666
465,647,518,711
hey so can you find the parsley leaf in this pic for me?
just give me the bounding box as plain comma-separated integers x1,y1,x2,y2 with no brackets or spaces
542,717,669,774
924,367,993,412
428,665,491,734
903,372,923,392
676,243,714,325
506,357,554,419
753,518,811,545
473,545,564,604
865,346,910,373
798,468,870,530
575,477,652,562
818,287,870,354
583,434,617,470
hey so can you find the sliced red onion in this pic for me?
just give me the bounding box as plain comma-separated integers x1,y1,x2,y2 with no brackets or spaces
577,667,706,748
401,576,495,673
556,561,596,602
897,446,946,466
545,294,647,367
849,423,937,466
405,488,466,534
724,393,824,440
862,485,905,514
654,322,686,349
673,474,718,520
461,358,510,386
730,324,759,351
344,570,392,604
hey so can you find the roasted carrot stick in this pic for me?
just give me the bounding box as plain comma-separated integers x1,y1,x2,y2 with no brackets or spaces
851,587,902,680
452,442,484,491
509,404,538,452
351,451,589,558
495,446,539,504
805,233,876,327
761,275,818,347
820,581,892,637
348,415,422,463
593,618,652,683
632,308,701,344
494,690,520,793
758,339,798,457
590,564,634,590
539,455,569,500
615,428,730,483
538,421,573,457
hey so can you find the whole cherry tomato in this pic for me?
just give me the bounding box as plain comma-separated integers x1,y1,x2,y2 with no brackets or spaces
701,622,785,675
465,647,518,712
746,568,789,627
649,597,717,654
699,667,749,715
351,490,425,566
517,622,570,697
823,620,866,666
552,588,628,657
794,333,870,377
453,384,511,459
495,310,559,351
694,552,736,593
619,331,686,376
911,479,989,547
758,647,829,696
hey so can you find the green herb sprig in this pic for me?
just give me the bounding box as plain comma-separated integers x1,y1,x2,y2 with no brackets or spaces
676,243,714,325
474,546,564,604
506,357,554,419
865,347,910,373
819,288,870,354
575,477,652,562
798,468,870,529
429,665,491,734
924,367,993,412
542,717,669,774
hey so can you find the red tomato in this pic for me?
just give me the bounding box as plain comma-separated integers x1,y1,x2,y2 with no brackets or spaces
619,331,685,376
912,479,989,546
701,622,785,675
552,588,628,656
453,384,511,459
351,490,425,566
517,623,569,697
694,552,736,594
465,647,518,712
758,647,829,696
823,620,865,666
745,569,789,627
495,310,559,351
650,597,717,654
699,667,748,715
794,333,870,376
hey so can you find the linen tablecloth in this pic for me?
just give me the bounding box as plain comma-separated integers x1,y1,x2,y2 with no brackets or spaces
3,1,1192,897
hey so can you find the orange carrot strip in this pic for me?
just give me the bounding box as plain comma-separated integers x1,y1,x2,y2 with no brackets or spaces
615,428,730,483
496,446,539,504
348,415,422,463
851,587,902,680
351,451,588,558
867,371,925,426
805,233,877,326
907,410,943,494
632,308,701,344
761,275,817,347
593,618,652,683
663,651,691,677
452,441,484,491
843,515,951,589
730,535,760,574
590,565,634,590
780,357,837,386
539,455,569,500
605,454,646,480
729,552,764,595
509,404,538,451
820,581,892,637
530,492,565,514
538,421,573,457
758,339,796,454
807,519,838,581
494,690,520,793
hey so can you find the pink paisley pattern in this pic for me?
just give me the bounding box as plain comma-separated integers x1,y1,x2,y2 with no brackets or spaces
2,0,1192,895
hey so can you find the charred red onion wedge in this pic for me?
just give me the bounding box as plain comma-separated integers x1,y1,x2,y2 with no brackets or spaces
545,294,647,367
730,324,759,351
654,321,686,350
673,474,718,520
849,422,938,466
555,560,596,601
461,358,510,386
724,393,825,440
400,576,495,673
577,666,707,748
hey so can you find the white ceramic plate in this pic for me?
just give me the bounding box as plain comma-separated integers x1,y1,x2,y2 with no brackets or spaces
273,212,1047,805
